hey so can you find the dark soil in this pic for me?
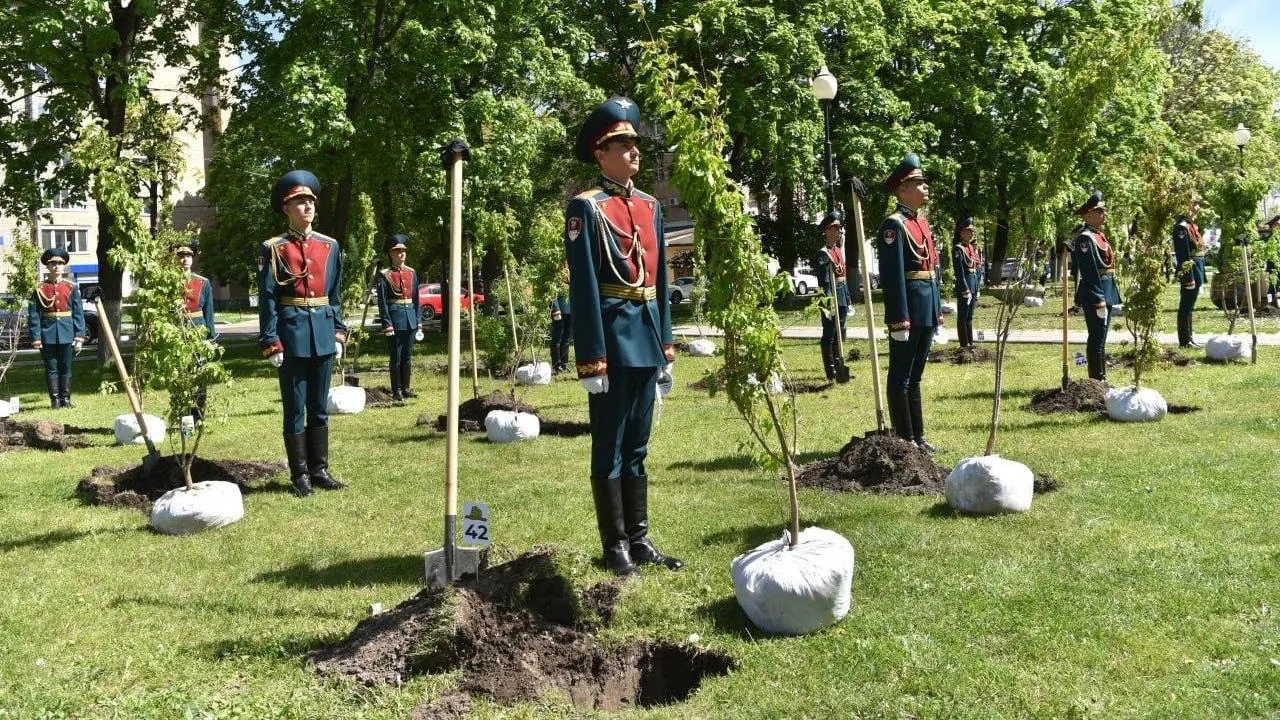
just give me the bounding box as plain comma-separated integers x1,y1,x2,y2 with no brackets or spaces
846,347,862,362
1034,473,1061,494
0,418,94,452
1027,379,1109,415
78,457,285,510
687,368,833,395
1255,304,1280,317
1110,347,1193,368
425,391,591,437
929,346,996,364
794,433,949,495
310,550,734,713
363,386,402,408
1167,404,1201,414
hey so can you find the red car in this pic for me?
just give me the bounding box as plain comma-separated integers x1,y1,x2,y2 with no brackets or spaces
417,283,485,322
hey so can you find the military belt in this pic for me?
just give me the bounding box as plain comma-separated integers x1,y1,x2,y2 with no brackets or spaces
391,299,414,305
185,311,204,319
599,283,656,301
834,275,847,282
905,271,935,280
41,311,71,318
280,296,330,307
1100,269,1115,276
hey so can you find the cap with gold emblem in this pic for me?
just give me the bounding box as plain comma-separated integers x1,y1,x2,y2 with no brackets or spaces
271,170,321,214
574,97,642,163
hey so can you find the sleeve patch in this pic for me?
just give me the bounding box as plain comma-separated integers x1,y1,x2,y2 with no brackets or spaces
884,228,896,244
567,217,582,242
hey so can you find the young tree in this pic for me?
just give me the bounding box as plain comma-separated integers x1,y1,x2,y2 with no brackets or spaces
0,233,39,386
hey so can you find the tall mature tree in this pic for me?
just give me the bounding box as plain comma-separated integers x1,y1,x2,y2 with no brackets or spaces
0,2,233,351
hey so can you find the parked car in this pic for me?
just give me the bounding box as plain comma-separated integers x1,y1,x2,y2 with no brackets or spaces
669,276,696,304
0,300,97,348
417,283,485,322
785,265,821,296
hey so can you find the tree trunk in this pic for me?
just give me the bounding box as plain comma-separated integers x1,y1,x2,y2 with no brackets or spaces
990,178,1011,284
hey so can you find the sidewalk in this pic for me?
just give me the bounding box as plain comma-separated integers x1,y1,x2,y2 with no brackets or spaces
672,323,1280,346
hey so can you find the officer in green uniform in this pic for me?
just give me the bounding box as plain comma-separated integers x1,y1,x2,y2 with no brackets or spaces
1073,191,1121,381
178,239,216,418
259,170,348,497
877,153,942,451
550,263,572,374
1171,196,1204,347
566,96,683,576
28,247,86,409
952,216,980,348
376,234,422,401
813,211,849,380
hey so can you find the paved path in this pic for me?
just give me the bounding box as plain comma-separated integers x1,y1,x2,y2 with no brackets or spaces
672,323,1280,346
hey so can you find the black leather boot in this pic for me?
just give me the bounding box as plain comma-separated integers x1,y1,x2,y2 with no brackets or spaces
887,391,914,442
57,375,73,408
1185,316,1200,347
821,343,836,380
306,425,346,490
399,363,417,398
284,432,312,497
908,387,938,453
591,477,637,575
46,375,59,409
1089,351,1108,382
622,475,684,570
389,363,403,400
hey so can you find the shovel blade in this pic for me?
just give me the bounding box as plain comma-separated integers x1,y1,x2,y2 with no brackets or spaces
141,450,161,474
344,372,361,388
423,546,484,590
835,366,851,384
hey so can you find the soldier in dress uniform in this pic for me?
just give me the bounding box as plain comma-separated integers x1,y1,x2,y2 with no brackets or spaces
1262,214,1280,307
877,153,942,451
376,234,422,401
1172,196,1205,347
952,216,980,349
1072,191,1121,381
566,96,683,576
549,263,572,374
27,247,86,409
259,170,348,497
813,211,849,380
177,239,216,418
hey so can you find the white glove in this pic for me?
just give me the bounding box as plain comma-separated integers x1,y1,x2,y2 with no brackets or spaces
414,328,424,341
580,376,609,394
890,330,909,342
334,341,344,359
72,339,83,353
657,366,673,397
1095,306,1107,319
383,325,395,336
269,352,285,368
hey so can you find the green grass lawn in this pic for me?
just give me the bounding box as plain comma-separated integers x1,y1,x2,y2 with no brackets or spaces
753,279,1280,338
1,338,1278,718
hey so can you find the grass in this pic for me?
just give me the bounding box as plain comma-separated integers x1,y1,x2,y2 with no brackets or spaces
1,337,1278,718
751,279,1280,338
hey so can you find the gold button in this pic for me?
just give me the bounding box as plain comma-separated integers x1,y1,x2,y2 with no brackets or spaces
309,291,315,297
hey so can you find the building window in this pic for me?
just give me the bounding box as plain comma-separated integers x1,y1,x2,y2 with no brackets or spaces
40,228,88,253
43,189,88,210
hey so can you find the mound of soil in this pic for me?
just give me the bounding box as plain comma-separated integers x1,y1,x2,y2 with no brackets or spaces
425,391,590,437
794,433,949,495
1110,348,1193,368
0,418,94,451
929,346,995,364
1027,379,1109,415
1167,404,1201,414
1034,473,1061,494
310,550,734,714
846,347,862,362
78,457,285,510
363,386,402,408
687,368,833,395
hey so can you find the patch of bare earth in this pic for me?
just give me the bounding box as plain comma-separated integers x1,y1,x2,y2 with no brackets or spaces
0,418,94,452
1028,379,1109,414
422,391,591,437
77,458,284,510
929,346,996,364
795,434,948,495
310,549,734,714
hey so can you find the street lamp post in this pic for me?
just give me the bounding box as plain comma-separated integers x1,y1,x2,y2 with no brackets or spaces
811,65,838,214
1233,122,1258,363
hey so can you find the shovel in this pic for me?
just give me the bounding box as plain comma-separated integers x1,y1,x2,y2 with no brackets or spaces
424,138,483,590
93,296,161,472
826,260,851,384
1060,247,1070,390
1240,236,1258,365
344,258,384,387
848,179,889,436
